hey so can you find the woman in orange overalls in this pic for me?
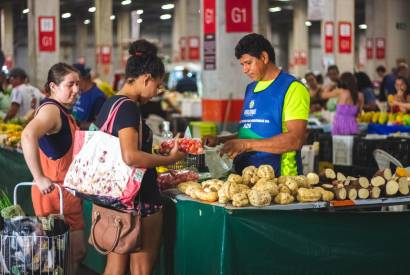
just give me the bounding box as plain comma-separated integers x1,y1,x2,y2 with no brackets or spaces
21,63,85,275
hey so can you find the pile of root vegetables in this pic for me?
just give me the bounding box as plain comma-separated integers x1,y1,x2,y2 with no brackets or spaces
176,165,410,207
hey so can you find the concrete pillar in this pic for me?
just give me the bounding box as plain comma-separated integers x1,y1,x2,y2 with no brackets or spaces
321,0,355,73
27,0,60,88
75,20,88,63
172,0,200,62
117,11,130,71
201,0,261,130
0,3,13,69
365,0,410,78
292,0,309,78
94,0,113,82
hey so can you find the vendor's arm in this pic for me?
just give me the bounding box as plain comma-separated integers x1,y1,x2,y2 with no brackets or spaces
3,102,19,122
21,105,61,194
321,85,340,99
203,133,238,147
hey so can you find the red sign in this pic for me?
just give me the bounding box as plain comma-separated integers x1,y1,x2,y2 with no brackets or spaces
38,16,56,52
324,22,334,53
100,45,111,64
225,0,253,33
366,38,373,59
300,50,307,65
338,21,352,53
188,36,200,60
375,38,385,59
204,0,216,34
179,37,187,61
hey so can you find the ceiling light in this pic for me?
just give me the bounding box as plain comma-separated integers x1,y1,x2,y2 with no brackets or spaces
88,7,96,13
359,24,367,30
160,14,172,20
121,0,132,5
22,8,29,14
269,7,282,12
110,15,116,20
61,13,71,19
136,9,144,15
305,21,312,27
161,4,175,10
137,18,143,24
84,19,90,25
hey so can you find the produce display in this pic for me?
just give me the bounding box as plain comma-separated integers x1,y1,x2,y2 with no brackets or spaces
175,164,410,208
0,120,23,149
157,169,199,190
358,111,410,126
159,138,204,155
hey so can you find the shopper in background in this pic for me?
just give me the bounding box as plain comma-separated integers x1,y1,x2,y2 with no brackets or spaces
379,62,409,102
72,63,106,129
3,68,34,122
21,63,85,275
94,39,185,275
373,65,386,90
175,68,197,93
205,33,309,177
305,72,326,112
322,65,340,112
355,71,378,111
390,77,410,113
322,72,363,135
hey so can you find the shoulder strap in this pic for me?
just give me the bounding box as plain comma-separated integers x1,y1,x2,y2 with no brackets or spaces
35,101,69,117
100,97,143,150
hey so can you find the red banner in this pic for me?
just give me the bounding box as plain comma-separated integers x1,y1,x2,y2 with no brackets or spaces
338,21,352,53
188,36,200,60
38,16,56,52
225,0,252,33
324,22,334,54
366,38,373,59
375,38,385,59
204,0,216,34
100,45,111,64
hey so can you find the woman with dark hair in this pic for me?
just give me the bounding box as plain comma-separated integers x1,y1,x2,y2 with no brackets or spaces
94,39,185,275
354,71,379,111
390,76,410,113
21,63,86,274
322,72,363,135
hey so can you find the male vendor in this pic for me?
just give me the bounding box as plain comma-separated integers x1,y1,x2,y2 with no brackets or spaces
206,33,309,176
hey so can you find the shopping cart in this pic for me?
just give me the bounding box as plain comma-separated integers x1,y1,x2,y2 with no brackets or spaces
0,182,69,274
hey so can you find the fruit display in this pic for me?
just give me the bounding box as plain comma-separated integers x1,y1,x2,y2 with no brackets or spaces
159,138,204,155
175,164,410,208
157,169,199,190
0,121,24,149
358,111,410,126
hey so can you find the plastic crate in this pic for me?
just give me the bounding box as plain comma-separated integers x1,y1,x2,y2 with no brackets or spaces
167,153,206,171
189,121,217,139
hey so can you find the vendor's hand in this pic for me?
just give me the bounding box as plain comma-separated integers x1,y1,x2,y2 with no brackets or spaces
202,135,219,147
221,139,250,159
169,134,186,162
34,176,54,195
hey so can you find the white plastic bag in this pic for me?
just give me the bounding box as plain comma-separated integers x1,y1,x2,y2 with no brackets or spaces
204,145,233,179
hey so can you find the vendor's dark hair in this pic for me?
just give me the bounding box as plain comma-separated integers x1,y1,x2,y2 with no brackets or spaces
354,71,373,90
45,63,79,94
339,72,359,105
235,33,275,64
396,76,409,97
376,65,386,73
126,39,165,82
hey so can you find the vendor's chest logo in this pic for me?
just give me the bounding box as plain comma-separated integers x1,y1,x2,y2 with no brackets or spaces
244,100,256,116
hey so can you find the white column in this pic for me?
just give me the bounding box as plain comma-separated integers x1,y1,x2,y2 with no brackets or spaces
75,20,88,63
117,11,130,71
27,0,60,87
201,0,260,129
292,0,309,77
172,0,200,62
94,0,113,82
0,3,14,69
